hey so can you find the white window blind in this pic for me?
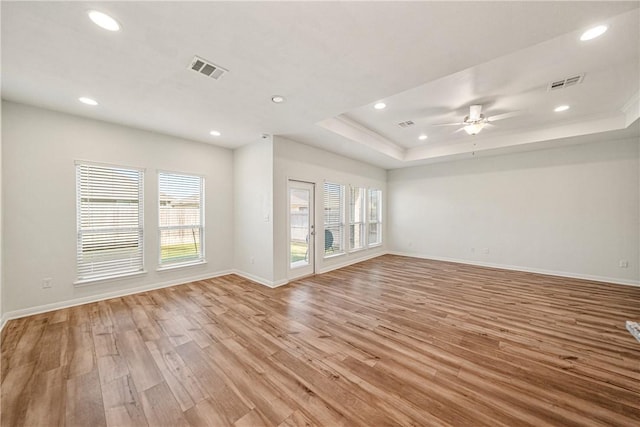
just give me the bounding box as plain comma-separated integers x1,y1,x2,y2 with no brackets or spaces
323,182,345,257
368,188,382,246
349,186,366,250
76,163,144,281
159,172,204,266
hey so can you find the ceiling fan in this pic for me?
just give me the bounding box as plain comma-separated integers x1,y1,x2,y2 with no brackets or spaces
432,104,518,135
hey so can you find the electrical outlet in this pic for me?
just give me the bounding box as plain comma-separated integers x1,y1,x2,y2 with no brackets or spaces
471,247,475,253
619,260,629,268
250,257,255,265
42,278,52,289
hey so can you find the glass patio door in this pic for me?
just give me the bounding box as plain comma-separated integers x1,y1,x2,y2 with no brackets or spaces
288,180,315,279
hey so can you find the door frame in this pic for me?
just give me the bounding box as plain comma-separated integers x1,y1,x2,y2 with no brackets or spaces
287,179,316,280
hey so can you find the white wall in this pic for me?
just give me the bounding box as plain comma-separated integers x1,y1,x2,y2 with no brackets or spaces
233,138,274,284
388,137,640,285
273,136,387,283
0,99,3,324
2,101,234,314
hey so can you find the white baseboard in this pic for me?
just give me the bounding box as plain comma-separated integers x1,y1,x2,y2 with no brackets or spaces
232,249,387,287
0,314,8,333
0,270,234,329
232,270,289,288
388,251,640,287
317,250,387,274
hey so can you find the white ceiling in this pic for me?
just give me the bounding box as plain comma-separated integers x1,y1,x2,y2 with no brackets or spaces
2,1,639,170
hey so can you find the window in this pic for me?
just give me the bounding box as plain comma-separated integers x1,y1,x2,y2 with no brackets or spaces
349,186,366,250
323,182,345,257
368,188,382,246
159,172,204,266
76,163,144,282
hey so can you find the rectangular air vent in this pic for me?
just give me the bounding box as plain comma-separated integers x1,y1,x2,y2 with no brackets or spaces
548,74,584,91
397,120,415,128
189,56,228,80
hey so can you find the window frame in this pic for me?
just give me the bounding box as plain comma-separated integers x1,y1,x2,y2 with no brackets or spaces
367,188,383,247
157,170,206,269
323,182,346,259
75,161,145,285
348,185,367,252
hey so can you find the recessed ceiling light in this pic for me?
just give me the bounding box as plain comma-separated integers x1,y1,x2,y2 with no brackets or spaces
418,134,428,140
209,130,221,136
88,10,120,32
271,95,285,103
580,25,607,41
78,97,98,106
554,105,570,112
374,102,386,110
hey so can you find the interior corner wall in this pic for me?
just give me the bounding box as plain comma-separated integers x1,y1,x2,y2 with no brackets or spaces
388,136,640,285
1,101,234,315
272,136,387,284
233,138,274,284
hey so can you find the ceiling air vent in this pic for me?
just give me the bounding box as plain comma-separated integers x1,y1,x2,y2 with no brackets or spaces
189,56,228,80
397,120,415,128
548,74,584,91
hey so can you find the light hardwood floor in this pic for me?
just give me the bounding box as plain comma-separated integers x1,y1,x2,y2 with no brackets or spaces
1,255,639,426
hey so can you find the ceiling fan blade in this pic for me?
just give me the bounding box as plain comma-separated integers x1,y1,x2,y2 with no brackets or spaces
487,111,520,122
432,122,465,127
469,104,483,121
454,127,467,133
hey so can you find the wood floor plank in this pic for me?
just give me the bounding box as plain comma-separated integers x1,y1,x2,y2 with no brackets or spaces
201,341,294,425
145,338,208,411
101,374,148,427
65,369,107,427
175,341,252,424
117,329,163,392
183,398,229,427
64,324,95,379
233,408,270,427
139,382,190,427
277,410,318,427
23,366,66,427
2,255,639,426
0,361,38,426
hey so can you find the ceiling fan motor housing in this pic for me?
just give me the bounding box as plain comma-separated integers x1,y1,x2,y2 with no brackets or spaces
464,114,486,125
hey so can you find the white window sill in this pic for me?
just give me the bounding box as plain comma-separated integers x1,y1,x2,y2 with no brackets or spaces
323,251,345,260
157,260,207,272
348,247,367,254
368,243,383,248
74,270,147,287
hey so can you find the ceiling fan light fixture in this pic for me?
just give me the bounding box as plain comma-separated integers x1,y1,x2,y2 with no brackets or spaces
464,123,484,135
374,102,386,110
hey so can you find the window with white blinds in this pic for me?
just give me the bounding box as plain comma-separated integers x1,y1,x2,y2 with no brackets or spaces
159,172,204,266
323,182,345,257
349,186,366,250
368,188,382,246
76,163,144,282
